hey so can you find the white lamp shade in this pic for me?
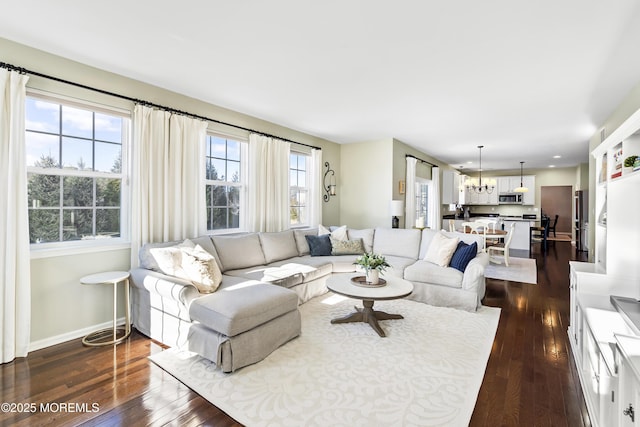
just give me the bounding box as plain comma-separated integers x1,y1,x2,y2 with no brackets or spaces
390,200,404,216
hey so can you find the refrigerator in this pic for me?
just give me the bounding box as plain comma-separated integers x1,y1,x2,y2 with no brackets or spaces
574,190,588,252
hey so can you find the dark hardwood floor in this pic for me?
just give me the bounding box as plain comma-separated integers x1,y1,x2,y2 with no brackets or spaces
1,240,589,426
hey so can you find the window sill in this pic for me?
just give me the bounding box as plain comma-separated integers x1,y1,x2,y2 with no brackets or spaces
30,240,130,259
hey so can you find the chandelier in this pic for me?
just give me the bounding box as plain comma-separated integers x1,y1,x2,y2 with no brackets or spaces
466,145,495,194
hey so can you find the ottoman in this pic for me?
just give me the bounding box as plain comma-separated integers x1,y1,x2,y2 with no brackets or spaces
187,282,301,372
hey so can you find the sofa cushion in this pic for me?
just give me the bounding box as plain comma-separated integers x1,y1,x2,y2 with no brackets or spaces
347,228,375,253
259,230,299,264
424,231,460,267
293,228,318,256
212,233,266,272
189,282,299,337
404,261,464,289
449,241,478,273
330,237,365,255
373,227,422,259
305,234,332,256
224,265,304,288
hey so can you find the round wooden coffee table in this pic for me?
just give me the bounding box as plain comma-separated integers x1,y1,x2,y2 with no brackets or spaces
326,273,413,337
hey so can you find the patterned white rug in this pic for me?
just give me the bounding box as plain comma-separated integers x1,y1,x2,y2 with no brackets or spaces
149,294,500,427
485,257,537,284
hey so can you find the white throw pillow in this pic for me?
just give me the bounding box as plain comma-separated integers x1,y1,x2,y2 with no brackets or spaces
318,224,348,241
149,239,195,276
180,244,222,293
424,232,460,267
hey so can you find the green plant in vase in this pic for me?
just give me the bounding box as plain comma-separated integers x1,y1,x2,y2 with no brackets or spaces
354,252,390,285
624,155,638,174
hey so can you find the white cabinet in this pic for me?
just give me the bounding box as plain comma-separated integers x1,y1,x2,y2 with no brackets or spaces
616,335,640,427
498,176,515,193
442,170,465,205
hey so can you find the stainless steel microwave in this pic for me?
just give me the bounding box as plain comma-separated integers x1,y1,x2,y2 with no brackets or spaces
498,193,523,204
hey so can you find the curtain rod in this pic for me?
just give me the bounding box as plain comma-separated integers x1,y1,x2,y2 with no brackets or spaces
0,61,322,150
405,154,437,168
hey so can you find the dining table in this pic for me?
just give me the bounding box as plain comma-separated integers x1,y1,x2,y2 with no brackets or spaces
458,227,508,250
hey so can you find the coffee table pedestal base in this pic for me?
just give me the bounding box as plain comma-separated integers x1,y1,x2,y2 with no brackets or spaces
330,300,403,337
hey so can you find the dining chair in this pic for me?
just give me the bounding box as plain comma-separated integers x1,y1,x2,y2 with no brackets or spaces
475,219,498,246
530,216,549,252
547,214,559,237
461,221,487,250
488,222,516,266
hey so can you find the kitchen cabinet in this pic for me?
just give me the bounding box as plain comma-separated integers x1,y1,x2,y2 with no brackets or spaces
442,170,466,205
502,219,532,250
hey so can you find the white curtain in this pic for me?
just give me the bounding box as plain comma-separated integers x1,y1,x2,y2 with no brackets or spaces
1,69,31,363
429,166,441,229
130,105,208,267
246,133,290,232
308,148,323,227
404,156,417,229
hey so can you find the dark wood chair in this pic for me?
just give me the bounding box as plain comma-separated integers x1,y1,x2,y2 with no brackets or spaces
547,214,559,237
530,216,549,252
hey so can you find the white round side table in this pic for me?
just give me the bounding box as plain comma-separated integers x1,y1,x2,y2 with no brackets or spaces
80,270,131,346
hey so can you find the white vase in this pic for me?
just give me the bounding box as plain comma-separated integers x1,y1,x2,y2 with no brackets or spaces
366,269,379,285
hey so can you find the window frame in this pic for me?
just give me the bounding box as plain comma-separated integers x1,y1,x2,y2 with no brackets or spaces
415,177,431,228
289,150,311,228
204,132,247,234
25,90,131,253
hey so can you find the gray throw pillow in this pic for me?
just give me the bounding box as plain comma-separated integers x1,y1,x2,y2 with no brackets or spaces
305,234,332,256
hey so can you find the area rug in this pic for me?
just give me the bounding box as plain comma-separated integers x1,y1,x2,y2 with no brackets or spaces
547,233,572,242
149,294,501,427
485,257,537,284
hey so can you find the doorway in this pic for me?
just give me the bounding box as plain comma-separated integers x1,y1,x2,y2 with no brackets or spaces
540,185,573,236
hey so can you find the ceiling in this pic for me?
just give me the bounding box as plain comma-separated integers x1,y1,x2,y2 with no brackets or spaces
3,1,640,172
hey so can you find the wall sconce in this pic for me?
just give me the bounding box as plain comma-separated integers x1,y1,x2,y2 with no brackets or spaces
323,161,336,202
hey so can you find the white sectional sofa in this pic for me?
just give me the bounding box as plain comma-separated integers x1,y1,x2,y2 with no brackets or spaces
130,226,489,372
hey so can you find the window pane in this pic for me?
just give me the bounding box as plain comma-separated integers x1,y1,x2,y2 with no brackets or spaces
29,209,60,243
26,98,59,133
97,209,120,237
63,176,93,207
26,132,60,168
211,208,227,229
229,186,240,214
290,170,297,187
297,171,306,187
290,153,298,169
62,105,93,139
227,160,240,183
228,208,239,229
210,136,226,157
227,140,240,161
297,155,306,171
28,173,60,207
211,158,226,181
211,185,227,206
62,136,92,170
96,178,121,206
63,209,92,241
95,113,122,143
95,142,121,173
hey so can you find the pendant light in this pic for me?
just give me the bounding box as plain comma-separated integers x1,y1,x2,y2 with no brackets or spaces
514,161,529,193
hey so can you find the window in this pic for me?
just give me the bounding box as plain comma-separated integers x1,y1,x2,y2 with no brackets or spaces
25,95,129,245
415,179,430,226
205,135,243,230
289,152,309,226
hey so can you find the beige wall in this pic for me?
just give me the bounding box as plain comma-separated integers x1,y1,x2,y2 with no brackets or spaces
1,37,342,348
339,139,393,228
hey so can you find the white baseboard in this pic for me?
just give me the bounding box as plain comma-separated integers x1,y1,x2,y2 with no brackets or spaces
29,317,127,352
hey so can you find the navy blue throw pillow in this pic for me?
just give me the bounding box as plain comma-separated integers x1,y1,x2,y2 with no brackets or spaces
449,241,477,272
305,234,332,256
